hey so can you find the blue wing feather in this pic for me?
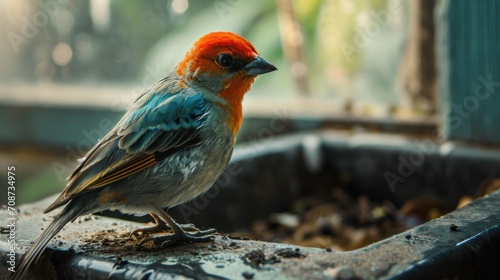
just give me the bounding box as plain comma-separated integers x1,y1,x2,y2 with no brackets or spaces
118,93,208,153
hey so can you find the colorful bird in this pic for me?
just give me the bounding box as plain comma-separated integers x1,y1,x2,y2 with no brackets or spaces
13,31,277,279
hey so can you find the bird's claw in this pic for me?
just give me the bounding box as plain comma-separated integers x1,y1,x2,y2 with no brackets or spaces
130,223,200,239
139,228,217,247
130,224,167,239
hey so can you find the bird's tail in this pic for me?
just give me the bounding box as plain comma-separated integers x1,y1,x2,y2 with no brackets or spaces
12,203,83,280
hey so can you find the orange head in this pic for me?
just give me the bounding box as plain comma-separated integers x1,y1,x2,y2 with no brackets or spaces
176,31,277,135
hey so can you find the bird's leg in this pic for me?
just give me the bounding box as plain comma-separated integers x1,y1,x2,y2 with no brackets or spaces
138,205,216,247
130,212,199,238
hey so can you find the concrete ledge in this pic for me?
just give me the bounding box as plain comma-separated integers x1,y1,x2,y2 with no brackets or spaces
1,190,500,279
0,84,435,150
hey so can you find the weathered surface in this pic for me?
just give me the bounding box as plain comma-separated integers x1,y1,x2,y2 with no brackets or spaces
1,190,499,279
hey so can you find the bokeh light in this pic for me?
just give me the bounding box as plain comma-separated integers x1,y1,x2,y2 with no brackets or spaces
52,42,73,66
171,0,189,14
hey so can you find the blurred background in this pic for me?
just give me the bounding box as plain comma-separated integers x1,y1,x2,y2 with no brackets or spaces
0,0,499,250
0,0,414,203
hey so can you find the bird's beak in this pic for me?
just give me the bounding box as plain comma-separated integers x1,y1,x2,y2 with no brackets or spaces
244,55,277,76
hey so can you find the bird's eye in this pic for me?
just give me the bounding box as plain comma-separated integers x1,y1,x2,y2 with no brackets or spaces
216,53,234,68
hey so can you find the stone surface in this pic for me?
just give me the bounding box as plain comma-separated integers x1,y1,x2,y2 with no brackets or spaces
1,190,499,279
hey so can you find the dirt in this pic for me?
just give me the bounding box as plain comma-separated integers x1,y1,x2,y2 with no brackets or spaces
273,248,306,258
243,249,267,266
242,247,306,267
247,183,499,251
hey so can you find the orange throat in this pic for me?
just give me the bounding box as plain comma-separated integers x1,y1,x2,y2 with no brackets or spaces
218,74,256,139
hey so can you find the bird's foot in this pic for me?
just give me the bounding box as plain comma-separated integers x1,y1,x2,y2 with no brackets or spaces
138,228,217,247
130,222,199,239
130,212,199,238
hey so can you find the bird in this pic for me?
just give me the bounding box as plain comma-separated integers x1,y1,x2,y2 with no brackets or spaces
13,31,277,279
